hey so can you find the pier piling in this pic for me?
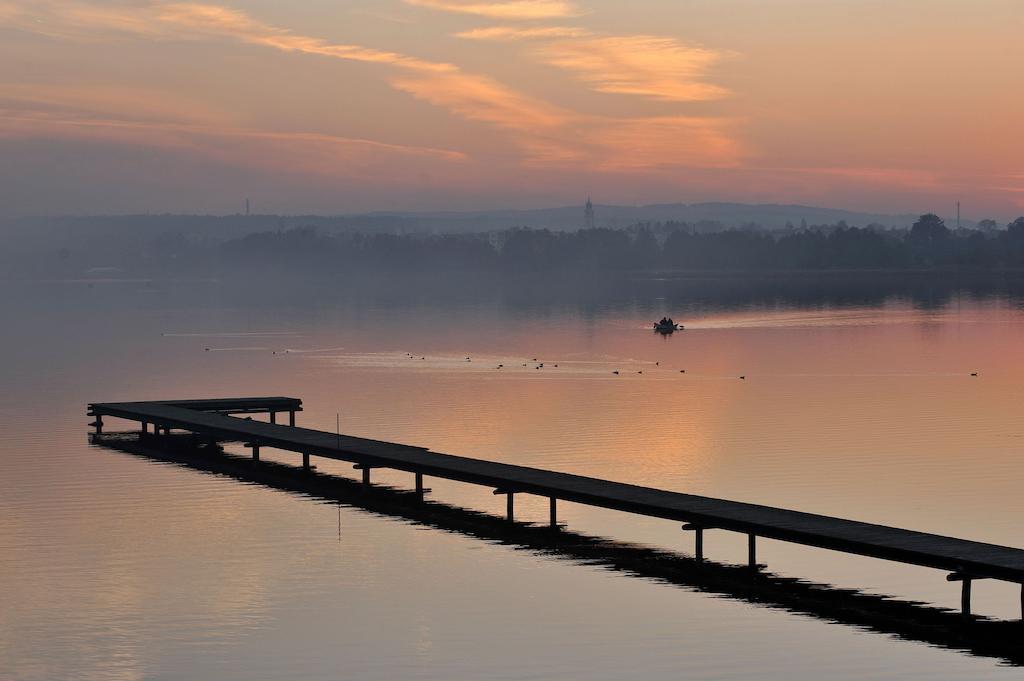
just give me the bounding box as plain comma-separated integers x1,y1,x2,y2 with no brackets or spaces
683,524,705,563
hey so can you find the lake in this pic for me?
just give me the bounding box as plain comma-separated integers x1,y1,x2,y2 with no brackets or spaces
4,275,1024,680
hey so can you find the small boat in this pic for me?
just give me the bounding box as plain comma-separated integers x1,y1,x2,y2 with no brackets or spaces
653,320,683,333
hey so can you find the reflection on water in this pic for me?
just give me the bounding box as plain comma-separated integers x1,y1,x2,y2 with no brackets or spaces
4,276,1024,680
94,433,1024,665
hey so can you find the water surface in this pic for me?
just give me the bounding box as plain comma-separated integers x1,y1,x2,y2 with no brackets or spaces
4,278,1024,680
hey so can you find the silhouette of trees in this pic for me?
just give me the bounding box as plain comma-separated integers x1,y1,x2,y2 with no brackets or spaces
212,216,1024,277
907,214,950,265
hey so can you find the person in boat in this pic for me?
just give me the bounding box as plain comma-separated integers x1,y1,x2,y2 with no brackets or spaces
659,317,669,326
667,317,675,328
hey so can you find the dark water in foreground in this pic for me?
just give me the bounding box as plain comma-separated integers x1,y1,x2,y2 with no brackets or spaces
5,277,1024,680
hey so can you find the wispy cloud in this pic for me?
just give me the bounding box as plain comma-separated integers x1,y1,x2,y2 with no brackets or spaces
0,1,743,174
0,104,469,180
403,0,580,20
2,1,455,72
537,35,730,101
391,72,573,131
456,25,589,41
157,3,455,72
451,20,731,102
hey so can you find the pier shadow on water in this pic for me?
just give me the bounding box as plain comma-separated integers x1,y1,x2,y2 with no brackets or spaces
93,431,1024,666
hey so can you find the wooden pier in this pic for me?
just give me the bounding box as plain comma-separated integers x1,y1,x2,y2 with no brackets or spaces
89,396,1024,620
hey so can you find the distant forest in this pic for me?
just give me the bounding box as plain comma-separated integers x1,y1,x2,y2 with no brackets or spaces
9,213,1024,280
215,214,1024,275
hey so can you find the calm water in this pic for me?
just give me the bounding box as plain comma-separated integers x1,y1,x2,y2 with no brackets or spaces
5,278,1024,680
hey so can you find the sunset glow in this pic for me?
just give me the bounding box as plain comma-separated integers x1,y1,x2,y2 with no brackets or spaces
0,0,1021,216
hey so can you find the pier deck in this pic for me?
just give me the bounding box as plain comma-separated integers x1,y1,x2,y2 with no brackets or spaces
89,397,1024,618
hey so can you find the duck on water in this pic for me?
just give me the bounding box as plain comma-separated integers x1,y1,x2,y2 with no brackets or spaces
653,317,683,333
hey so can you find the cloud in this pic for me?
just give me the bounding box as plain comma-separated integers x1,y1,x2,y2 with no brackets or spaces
537,34,730,101
0,1,742,175
403,0,580,20
0,1,455,72
156,3,455,72
451,22,732,103
0,82,233,127
455,25,590,41
0,104,468,181
391,72,573,131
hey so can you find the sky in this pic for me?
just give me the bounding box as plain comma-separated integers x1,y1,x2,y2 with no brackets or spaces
0,0,1021,219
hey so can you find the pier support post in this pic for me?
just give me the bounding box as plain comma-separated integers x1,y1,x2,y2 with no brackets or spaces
91,416,103,435
246,443,260,462
549,497,558,529
141,422,149,435
352,464,371,485
352,464,375,485
289,411,296,427
415,472,424,500
302,452,310,471
492,489,516,522
682,524,705,563
269,411,276,425
748,534,757,570
947,572,976,621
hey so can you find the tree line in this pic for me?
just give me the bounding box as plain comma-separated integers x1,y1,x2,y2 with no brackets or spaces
215,214,1024,274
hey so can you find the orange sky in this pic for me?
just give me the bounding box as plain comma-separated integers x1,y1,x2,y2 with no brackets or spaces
0,0,1021,218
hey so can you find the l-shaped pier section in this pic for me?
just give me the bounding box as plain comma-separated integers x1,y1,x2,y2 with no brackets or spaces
89,396,1024,621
